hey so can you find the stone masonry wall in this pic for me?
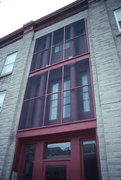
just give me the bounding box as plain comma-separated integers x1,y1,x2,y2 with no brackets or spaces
0,31,34,180
0,0,121,179
88,0,121,180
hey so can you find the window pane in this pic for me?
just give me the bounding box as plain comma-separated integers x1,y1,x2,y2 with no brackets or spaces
45,165,66,180
83,141,99,180
64,35,88,60
51,44,63,64
30,49,50,71
64,80,70,90
23,146,35,180
63,104,71,118
115,9,121,21
1,64,13,75
49,94,59,120
51,83,59,93
45,92,61,125
48,68,62,93
19,96,45,129
0,91,6,110
46,142,71,158
34,33,52,52
53,28,64,45
24,72,47,99
5,52,17,65
65,19,85,40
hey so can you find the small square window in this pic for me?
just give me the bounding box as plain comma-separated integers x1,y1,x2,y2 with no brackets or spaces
114,8,121,32
1,52,17,76
46,142,71,159
0,91,6,112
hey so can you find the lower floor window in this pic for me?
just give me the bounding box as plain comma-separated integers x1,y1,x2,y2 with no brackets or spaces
12,134,100,180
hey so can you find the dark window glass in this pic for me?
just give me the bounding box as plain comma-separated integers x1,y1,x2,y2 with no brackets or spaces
65,19,85,40
31,49,51,71
30,19,87,71
44,68,62,125
34,33,52,53
19,96,45,129
48,68,62,93
19,72,47,129
45,165,66,180
46,142,71,159
53,28,64,45
30,34,51,71
51,28,64,64
24,72,48,99
23,146,35,180
51,44,63,64
64,35,88,60
83,141,99,180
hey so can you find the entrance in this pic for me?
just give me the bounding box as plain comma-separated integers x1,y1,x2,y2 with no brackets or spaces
11,134,101,180
43,161,69,180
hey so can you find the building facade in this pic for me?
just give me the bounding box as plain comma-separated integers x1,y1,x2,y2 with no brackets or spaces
0,0,121,179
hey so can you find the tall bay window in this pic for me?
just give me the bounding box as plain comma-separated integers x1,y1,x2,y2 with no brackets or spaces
30,19,88,72
19,59,94,129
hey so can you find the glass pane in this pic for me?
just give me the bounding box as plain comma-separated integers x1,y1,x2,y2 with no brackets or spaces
64,35,88,60
0,91,6,109
49,94,59,120
5,52,17,65
48,68,62,93
46,142,71,158
45,165,66,180
30,49,50,71
34,33,52,52
1,64,13,75
64,80,70,90
65,19,85,40
23,146,35,180
44,92,61,125
51,44,63,64
115,9,121,21
53,28,64,45
83,141,99,180
19,96,45,129
63,90,71,118
63,104,70,118
24,72,47,99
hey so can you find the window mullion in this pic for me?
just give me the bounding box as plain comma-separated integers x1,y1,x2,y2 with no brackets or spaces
50,32,54,65
42,71,50,126
61,66,64,124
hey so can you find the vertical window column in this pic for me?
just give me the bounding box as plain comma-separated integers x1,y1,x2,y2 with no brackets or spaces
70,64,78,121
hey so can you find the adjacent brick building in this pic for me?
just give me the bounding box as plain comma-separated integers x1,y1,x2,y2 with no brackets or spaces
0,0,121,179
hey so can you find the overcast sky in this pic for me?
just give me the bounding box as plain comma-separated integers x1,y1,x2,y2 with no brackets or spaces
0,0,75,38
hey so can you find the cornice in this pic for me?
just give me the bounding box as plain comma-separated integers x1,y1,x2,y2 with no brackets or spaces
0,0,89,48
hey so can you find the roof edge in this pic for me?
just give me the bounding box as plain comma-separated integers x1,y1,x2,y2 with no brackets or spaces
0,0,88,48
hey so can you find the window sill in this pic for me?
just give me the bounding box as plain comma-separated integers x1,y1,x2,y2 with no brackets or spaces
0,72,12,79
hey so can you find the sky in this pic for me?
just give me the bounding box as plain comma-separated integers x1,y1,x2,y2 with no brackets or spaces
0,0,75,38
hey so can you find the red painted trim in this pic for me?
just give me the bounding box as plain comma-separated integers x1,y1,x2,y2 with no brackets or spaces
96,128,102,180
17,119,96,138
29,53,90,77
0,0,88,48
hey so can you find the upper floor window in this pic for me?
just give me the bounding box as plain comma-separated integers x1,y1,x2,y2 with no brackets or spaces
19,59,94,130
114,8,121,32
1,52,17,76
30,19,88,72
0,91,6,112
